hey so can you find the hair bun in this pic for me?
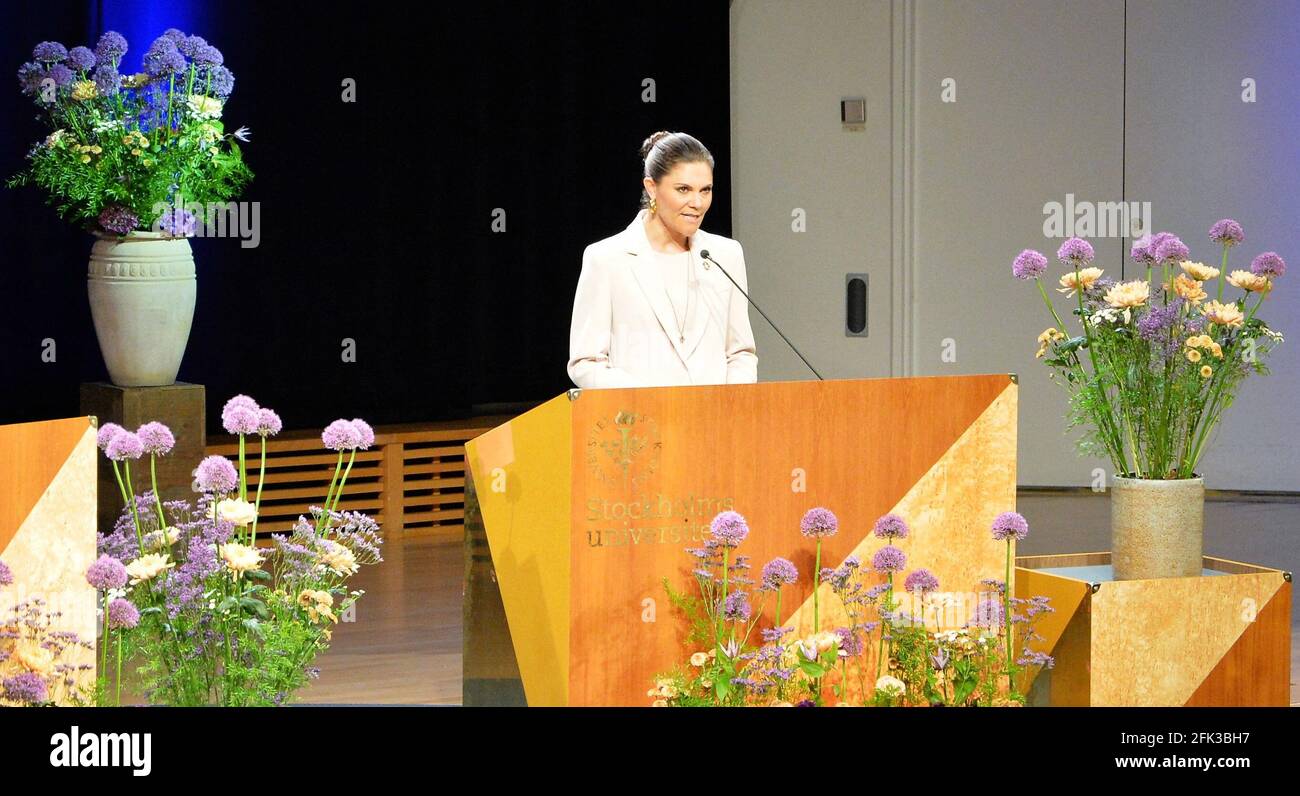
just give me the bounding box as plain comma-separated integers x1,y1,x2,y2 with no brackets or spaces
640,131,674,160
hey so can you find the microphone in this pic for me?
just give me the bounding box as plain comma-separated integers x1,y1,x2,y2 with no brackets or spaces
700,249,824,381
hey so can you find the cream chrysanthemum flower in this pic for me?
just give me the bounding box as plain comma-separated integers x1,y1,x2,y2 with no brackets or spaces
125,553,175,585
1035,327,1066,359
1057,267,1104,296
1171,273,1207,304
1186,348,1202,363
317,539,359,576
297,589,338,623
1200,365,1213,379
1105,280,1150,309
215,498,257,527
1202,300,1245,328
186,94,224,119
71,80,98,101
689,652,709,667
220,542,263,577
1180,261,1220,281
1226,269,1272,294
875,675,906,698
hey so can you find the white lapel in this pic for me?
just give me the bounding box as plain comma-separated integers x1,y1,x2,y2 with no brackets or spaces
621,210,697,365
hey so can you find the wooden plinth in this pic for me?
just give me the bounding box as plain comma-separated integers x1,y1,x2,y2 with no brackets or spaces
1016,552,1292,706
79,382,206,536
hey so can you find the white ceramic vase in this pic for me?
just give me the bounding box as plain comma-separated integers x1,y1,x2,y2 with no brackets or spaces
1111,475,1205,580
87,232,196,387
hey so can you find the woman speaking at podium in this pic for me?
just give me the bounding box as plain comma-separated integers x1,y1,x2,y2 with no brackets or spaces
567,131,758,388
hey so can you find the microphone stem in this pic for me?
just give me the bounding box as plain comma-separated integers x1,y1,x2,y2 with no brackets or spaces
703,254,824,381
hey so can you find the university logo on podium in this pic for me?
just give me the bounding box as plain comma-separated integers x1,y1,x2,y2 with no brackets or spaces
586,410,660,492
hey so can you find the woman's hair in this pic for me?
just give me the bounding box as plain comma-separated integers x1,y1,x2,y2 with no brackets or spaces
640,131,714,209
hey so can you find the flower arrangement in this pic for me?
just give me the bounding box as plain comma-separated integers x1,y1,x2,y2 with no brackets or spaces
653,508,1053,707
8,29,252,236
0,561,96,706
1013,221,1285,479
88,395,382,706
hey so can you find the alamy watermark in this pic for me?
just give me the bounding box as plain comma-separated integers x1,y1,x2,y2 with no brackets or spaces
150,198,260,249
1044,193,1151,239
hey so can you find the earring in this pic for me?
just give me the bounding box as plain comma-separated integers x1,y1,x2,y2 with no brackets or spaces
649,197,658,215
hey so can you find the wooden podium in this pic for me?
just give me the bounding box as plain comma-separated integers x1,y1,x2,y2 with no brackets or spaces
464,375,1019,706
0,417,99,703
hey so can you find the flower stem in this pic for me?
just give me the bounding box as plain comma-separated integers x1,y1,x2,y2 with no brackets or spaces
122,462,145,554
1004,539,1014,695
813,538,822,634
150,454,169,541
250,436,267,549
1218,244,1229,302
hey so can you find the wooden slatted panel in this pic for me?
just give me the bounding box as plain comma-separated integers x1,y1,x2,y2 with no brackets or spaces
206,417,507,537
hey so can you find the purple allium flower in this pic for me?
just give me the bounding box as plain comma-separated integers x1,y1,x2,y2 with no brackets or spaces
903,568,940,594
223,406,259,435
107,598,140,630
872,545,906,573
161,28,187,42
872,512,909,540
722,591,751,622
206,65,234,98
105,431,144,461
968,596,1004,629
1012,249,1048,280
98,204,139,235
795,699,816,707
257,409,283,437
1209,219,1244,246
991,511,1029,541
194,45,223,67
194,455,238,493
67,46,96,72
1153,235,1190,265
3,672,48,704
156,208,197,237
0,560,12,586
94,31,128,63
33,41,68,63
351,418,375,449
47,64,74,87
96,422,125,451
799,507,838,538
137,422,175,456
143,41,186,77
1130,238,1154,265
85,555,127,590
1057,237,1095,266
709,511,750,548
322,419,362,451
16,62,44,95
760,557,798,590
1250,251,1286,278
92,64,120,96
178,35,208,59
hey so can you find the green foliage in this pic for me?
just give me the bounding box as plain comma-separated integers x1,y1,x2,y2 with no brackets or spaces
8,63,253,233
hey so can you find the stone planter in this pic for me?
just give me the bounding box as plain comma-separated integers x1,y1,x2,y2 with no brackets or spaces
1111,475,1204,580
87,232,196,387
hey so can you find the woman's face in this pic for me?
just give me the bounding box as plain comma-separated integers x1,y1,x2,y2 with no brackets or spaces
644,160,713,238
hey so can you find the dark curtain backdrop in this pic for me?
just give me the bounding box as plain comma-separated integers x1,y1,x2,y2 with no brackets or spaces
0,0,731,434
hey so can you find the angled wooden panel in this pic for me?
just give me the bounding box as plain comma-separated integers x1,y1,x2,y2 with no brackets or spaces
1014,564,1090,694
567,374,1014,706
1090,571,1284,706
0,421,98,703
0,417,91,553
465,394,572,706
778,381,1018,702
1185,580,1291,707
